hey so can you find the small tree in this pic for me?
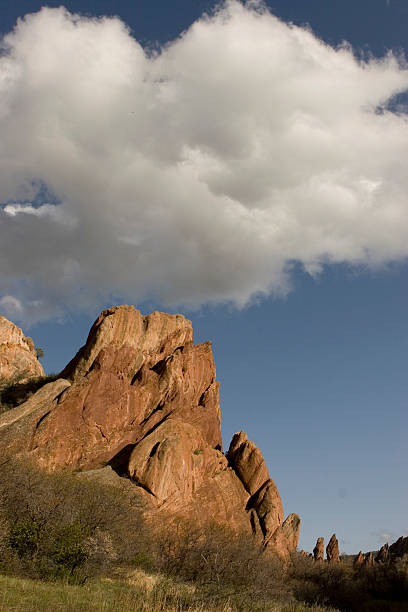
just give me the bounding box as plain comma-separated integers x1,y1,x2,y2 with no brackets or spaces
35,346,44,359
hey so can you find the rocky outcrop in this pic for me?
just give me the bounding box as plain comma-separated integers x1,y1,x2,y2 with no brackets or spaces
0,316,44,384
375,543,389,564
0,306,300,556
227,430,300,556
354,551,364,568
268,514,301,557
326,534,340,562
389,536,408,560
364,552,374,568
227,431,270,495
313,537,325,561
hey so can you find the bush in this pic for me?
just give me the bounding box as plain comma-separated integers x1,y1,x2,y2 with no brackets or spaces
0,458,150,583
0,373,58,414
290,553,408,611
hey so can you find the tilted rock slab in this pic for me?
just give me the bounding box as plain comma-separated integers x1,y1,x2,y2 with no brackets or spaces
354,551,365,568
313,537,325,561
0,316,44,383
0,305,300,556
227,430,300,555
326,534,340,562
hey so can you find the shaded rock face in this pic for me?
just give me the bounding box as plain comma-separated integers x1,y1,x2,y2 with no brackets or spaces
354,551,365,568
227,431,300,556
0,305,300,556
389,536,408,560
0,316,44,384
227,431,270,495
313,537,325,561
326,534,340,562
375,543,389,564
364,552,374,568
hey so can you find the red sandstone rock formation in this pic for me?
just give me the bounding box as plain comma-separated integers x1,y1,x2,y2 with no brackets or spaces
313,537,325,561
364,551,374,567
354,551,365,568
227,431,270,495
0,316,44,384
0,306,300,556
375,543,390,564
326,534,340,562
227,430,300,555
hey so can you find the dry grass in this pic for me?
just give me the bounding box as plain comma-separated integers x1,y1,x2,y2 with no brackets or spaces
0,573,340,612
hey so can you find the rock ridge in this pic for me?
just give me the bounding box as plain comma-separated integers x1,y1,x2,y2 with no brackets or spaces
0,306,300,557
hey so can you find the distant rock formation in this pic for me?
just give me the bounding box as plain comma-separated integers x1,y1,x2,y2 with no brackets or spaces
375,543,389,564
364,552,374,568
354,551,364,568
313,537,324,561
0,316,44,384
0,306,300,557
326,534,340,562
389,536,408,560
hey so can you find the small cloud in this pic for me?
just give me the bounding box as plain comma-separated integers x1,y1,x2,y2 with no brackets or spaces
0,295,24,317
372,530,394,545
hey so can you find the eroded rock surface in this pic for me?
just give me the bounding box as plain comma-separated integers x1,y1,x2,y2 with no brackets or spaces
0,305,300,556
354,551,365,568
227,431,270,495
313,537,325,561
364,552,374,568
0,316,44,383
375,543,389,564
326,534,340,562
389,536,408,560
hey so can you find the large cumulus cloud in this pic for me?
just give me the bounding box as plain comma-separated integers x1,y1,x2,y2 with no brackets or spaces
1,0,408,322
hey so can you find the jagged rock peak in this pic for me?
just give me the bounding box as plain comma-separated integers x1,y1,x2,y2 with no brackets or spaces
364,552,374,567
0,306,301,558
326,534,340,562
61,305,193,381
313,537,325,561
354,551,365,568
227,430,270,495
375,543,389,564
389,536,408,560
0,315,44,383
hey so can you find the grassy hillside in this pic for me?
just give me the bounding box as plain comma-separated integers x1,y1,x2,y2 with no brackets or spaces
0,573,339,612
0,459,407,612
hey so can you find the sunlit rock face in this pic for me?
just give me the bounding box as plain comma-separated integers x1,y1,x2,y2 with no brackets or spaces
0,305,300,556
0,316,44,383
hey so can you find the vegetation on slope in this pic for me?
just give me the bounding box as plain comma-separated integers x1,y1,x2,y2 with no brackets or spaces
0,459,407,611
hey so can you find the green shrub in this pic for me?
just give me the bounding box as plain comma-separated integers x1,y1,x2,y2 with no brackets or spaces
9,520,39,558
0,458,150,583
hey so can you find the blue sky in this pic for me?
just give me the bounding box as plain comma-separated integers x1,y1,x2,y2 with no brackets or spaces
0,0,407,553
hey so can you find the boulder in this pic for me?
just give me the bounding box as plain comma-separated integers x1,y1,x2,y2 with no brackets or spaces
326,534,340,562
313,537,324,561
0,316,44,384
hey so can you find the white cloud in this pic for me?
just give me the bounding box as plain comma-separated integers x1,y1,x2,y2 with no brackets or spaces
1,1,408,322
0,295,24,317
